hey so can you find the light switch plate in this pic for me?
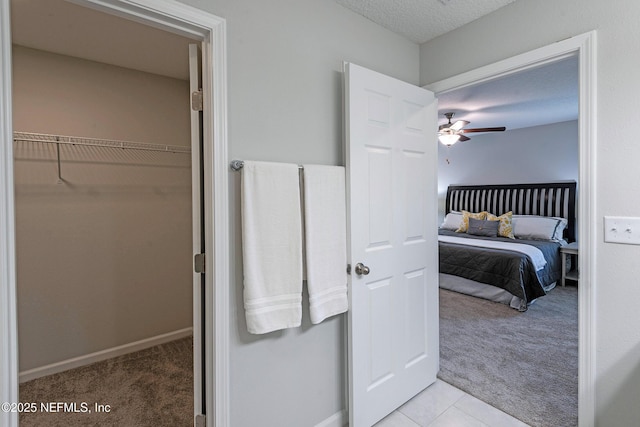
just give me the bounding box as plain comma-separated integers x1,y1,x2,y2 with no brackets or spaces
604,216,640,245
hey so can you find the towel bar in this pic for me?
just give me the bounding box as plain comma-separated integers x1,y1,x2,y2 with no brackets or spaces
230,160,303,171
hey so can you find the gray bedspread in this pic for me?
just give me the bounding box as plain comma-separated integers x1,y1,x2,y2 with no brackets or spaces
438,229,562,304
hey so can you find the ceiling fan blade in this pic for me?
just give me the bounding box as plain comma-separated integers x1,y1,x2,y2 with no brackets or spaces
460,127,506,133
459,135,471,142
450,120,469,131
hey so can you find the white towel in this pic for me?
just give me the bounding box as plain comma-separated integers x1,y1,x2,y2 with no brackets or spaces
241,161,303,334
302,164,348,324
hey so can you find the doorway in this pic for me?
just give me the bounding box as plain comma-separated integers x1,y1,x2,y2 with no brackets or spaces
0,1,230,426
12,0,197,423
426,31,597,425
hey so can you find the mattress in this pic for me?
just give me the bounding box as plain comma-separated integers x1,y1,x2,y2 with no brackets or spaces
438,229,563,309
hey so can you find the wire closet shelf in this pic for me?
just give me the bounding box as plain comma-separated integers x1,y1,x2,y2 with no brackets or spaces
13,131,192,154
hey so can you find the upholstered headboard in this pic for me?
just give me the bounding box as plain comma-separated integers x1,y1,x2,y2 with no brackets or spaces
445,182,577,242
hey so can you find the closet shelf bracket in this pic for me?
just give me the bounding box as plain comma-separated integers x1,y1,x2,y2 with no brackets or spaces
56,139,63,184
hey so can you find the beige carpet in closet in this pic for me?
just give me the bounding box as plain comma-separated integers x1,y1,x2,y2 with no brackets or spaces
19,337,193,427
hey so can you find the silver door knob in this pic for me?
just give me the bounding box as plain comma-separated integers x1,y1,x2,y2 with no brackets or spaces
354,263,370,276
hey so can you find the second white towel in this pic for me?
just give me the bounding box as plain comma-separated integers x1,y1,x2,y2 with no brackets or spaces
302,164,348,324
241,161,303,334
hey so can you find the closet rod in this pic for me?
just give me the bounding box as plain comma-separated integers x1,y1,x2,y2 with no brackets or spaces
230,160,304,171
13,131,191,154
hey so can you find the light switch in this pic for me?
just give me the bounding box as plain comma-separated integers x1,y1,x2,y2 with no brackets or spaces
604,216,640,245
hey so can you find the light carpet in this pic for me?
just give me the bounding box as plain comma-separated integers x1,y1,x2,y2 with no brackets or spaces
438,285,578,427
19,336,193,427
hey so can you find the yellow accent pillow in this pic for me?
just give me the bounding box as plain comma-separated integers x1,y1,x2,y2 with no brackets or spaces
486,211,515,239
455,211,487,233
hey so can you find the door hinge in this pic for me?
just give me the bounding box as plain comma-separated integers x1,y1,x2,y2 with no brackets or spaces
194,253,206,274
195,414,206,427
191,89,203,111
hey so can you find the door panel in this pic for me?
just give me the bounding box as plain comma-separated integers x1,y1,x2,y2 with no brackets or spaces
345,62,439,426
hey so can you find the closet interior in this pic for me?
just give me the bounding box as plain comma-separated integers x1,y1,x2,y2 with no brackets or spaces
11,0,197,424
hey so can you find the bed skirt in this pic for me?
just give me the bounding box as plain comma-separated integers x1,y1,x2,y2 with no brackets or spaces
438,273,556,311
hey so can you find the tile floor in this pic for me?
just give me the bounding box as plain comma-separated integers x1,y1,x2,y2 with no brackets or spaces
374,380,529,427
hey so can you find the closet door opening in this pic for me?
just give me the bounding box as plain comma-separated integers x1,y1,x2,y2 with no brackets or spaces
11,0,205,425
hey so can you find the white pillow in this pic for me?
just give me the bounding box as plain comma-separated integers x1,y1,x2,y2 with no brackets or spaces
440,211,463,231
512,215,568,241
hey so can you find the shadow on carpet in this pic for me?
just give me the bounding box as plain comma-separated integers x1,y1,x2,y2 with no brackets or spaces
19,337,193,427
438,286,578,427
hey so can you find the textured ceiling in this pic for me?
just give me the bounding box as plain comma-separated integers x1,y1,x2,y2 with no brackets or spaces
11,0,573,132
12,0,519,79
335,0,517,44
336,0,577,132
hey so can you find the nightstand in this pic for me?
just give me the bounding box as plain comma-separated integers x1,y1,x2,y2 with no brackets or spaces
560,242,579,287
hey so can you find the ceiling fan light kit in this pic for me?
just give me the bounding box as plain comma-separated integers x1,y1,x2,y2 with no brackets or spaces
437,111,506,145
438,129,461,146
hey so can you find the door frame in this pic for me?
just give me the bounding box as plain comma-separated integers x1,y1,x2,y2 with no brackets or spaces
0,1,230,426
426,31,596,426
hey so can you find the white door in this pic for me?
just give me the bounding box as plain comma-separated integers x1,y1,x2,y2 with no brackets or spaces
189,43,205,424
344,62,439,426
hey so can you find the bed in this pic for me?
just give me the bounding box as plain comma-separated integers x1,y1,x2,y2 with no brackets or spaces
438,182,576,311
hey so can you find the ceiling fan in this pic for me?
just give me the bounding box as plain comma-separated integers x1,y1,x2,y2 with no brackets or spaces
438,112,506,146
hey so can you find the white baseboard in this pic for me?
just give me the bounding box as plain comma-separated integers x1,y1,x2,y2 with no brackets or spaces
19,327,193,383
315,410,347,427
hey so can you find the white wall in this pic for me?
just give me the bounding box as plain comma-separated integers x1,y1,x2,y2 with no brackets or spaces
438,120,579,220
12,46,193,371
420,1,640,425
177,0,419,426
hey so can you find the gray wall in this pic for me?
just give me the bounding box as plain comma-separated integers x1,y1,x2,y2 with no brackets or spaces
179,0,419,425
438,120,579,220
13,46,193,371
20,0,636,424
420,1,640,424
